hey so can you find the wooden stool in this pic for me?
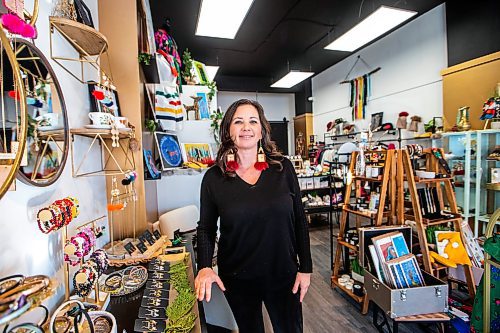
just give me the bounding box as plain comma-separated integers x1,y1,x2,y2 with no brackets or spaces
372,303,450,333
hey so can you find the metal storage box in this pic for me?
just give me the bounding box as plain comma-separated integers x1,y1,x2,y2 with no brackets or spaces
365,270,449,318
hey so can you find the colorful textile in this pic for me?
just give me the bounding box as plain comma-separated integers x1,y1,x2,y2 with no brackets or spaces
470,234,500,333
349,74,372,120
155,85,183,132
155,29,181,88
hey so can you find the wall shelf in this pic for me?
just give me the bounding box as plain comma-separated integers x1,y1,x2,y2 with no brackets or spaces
70,128,136,177
49,16,112,84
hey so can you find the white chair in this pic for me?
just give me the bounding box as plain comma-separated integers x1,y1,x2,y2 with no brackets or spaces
158,205,199,238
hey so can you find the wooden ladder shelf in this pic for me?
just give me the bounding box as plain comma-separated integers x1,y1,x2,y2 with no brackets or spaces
399,148,476,299
332,149,397,314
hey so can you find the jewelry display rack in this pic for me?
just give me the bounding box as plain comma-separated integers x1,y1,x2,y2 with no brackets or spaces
107,176,138,253
399,148,476,299
331,149,397,314
62,216,110,309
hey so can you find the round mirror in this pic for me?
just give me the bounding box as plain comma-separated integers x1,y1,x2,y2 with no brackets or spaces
0,30,27,198
14,39,69,186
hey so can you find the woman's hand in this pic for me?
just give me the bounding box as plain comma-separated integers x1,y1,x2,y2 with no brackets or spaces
194,267,226,302
292,272,311,302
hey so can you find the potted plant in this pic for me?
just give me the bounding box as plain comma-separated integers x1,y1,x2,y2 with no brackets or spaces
181,49,196,85
138,52,160,83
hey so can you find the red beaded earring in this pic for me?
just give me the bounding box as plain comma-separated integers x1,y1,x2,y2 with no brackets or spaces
254,140,269,171
226,149,239,171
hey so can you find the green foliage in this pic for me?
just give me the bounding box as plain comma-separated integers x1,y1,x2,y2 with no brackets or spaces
181,49,194,84
144,119,157,134
165,260,197,333
425,225,452,245
138,52,152,65
210,107,224,145
205,80,217,103
26,114,37,138
350,257,364,275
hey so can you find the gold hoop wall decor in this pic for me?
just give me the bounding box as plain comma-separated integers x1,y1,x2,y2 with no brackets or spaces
0,28,27,199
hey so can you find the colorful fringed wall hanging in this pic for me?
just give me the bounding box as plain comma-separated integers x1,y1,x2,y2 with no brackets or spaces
340,56,381,120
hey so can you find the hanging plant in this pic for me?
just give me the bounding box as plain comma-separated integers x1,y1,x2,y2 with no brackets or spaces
205,80,217,104
210,107,224,145
138,52,152,65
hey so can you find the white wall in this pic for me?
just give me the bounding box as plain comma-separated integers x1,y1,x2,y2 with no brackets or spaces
312,4,447,139
155,120,214,215
0,0,109,313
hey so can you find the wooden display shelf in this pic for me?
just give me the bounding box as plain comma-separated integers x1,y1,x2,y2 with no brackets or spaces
344,207,389,219
395,312,450,323
304,205,331,212
352,175,383,182
331,276,365,304
486,183,500,191
337,239,358,251
403,176,453,183
37,129,65,140
404,213,461,226
49,17,108,56
70,128,133,139
431,262,449,272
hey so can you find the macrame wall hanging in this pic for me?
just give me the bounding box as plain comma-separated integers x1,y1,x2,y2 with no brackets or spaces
340,56,381,120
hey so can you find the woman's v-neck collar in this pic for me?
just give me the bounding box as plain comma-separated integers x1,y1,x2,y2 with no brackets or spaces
235,168,266,187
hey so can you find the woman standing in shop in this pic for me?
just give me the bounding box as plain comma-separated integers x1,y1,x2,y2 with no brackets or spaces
195,99,312,333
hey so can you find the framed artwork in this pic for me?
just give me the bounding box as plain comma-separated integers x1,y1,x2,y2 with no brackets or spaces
196,92,210,119
181,143,214,165
143,149,161,179
370,112,383,131
193,61,209,85
154,132,183,170
88,83,121,117
399,256,425,287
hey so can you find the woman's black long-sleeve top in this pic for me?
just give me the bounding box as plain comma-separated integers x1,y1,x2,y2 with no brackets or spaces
197,158,313,279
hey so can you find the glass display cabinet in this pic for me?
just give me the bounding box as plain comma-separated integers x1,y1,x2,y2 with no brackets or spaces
433,130,500,237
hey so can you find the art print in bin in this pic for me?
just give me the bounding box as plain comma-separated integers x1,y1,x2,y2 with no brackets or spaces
400,258,424,287
390,265,403,289
392,233,410,257
394,262,409,288
154,132,183,170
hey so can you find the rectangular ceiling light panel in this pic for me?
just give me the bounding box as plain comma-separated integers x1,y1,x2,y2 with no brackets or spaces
324,6,417,51
271,71,314,88
196,0,254,39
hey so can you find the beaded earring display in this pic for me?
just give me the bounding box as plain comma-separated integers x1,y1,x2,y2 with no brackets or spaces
226,149,239,172
254,140,269,171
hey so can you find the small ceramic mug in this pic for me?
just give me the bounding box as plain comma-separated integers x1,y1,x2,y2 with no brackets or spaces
88,112,114,126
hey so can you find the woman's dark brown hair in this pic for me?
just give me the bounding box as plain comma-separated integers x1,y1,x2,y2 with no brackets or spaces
216,99,283,176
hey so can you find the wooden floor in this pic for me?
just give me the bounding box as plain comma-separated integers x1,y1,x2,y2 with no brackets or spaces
262,224,432,333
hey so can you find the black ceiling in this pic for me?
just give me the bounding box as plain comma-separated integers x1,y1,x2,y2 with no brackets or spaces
150,0,445,93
